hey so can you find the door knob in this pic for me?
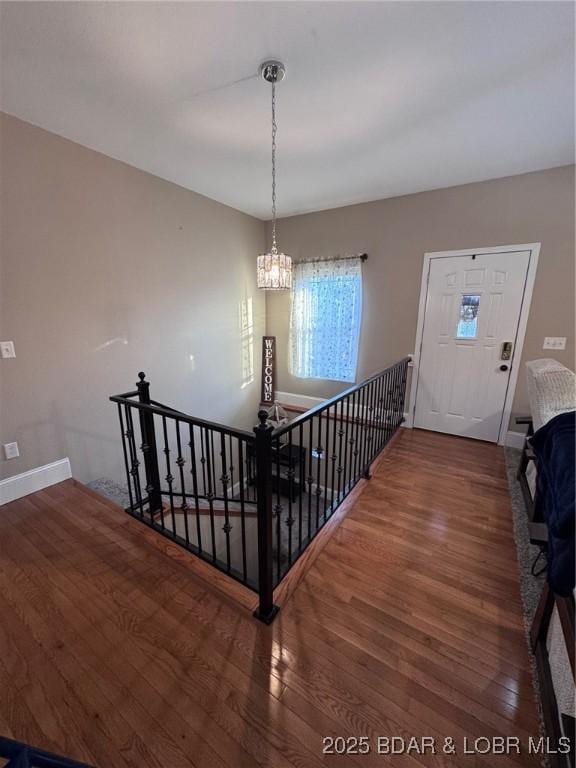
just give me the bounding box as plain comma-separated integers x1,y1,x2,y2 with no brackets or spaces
499,364,509,372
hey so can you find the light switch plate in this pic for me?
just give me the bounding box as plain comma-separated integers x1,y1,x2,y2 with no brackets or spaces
0,341,16,358
543,337,567,350
3,442,19,460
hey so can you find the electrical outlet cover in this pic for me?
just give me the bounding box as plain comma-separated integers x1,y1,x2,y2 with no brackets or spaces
543,337,567,350
3,442,19,459
0,341,16,358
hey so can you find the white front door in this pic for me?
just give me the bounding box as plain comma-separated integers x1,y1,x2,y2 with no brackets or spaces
414,250,531,442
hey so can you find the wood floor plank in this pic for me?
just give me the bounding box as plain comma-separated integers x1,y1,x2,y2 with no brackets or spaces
1,501,278,768
0,529,201,768
0,429,541,766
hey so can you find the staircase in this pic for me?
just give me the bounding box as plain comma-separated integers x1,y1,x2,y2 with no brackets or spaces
110,358,409,622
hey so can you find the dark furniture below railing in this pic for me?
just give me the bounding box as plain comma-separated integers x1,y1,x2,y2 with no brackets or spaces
0,736,94,768
247,441,306,501
110,357,409,623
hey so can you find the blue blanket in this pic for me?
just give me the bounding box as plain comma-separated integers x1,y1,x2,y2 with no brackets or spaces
531,410,575,596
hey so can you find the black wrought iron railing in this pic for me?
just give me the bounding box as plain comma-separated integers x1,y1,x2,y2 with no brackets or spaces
110,374,259,590
110,357,409,622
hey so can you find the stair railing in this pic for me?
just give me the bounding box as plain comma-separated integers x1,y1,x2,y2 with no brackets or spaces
110,358,409,623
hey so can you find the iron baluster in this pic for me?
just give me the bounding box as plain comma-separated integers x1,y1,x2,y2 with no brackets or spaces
307,417,313,542
343,393,352,498
372,373,382,453
365,379,376,475
253,410,278,623
372,377,380,461
136,372,162,516
161,415,174,532
395,364,402,424
125,404,144,516
203,427,217,561
400,360,408,425
117,404,134,514
330,402,337,516
220,432,232,573
323,404,331,522
246,443,255,502
400,361,408,425
358,382,365,475
210,430,218,501
351,389,359,490
287,429,294,567
390,363,397,430
360,380,370,478
228,434,235,501
199,420,208,497
360,384,370,478
393,362,400,426
315,411,323,530
298,422,304,552
336,398,345,504
238,439,248,583
275,434,282,583
376,370,386,451
383,368,393,444
188,424,203,553
359,381,369,477
175,420,191,546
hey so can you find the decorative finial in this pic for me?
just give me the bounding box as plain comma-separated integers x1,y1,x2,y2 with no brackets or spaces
258,409,269,426
138,372,146,381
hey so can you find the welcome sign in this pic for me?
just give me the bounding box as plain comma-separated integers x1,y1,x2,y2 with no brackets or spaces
261,336,276,405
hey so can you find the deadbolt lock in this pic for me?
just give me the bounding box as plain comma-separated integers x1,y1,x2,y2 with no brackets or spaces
501,341,513,361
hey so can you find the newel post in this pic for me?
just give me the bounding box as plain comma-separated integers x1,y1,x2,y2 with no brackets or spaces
136,372,163,515
253,410,279,624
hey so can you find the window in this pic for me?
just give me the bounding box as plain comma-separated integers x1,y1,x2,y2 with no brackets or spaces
456,294,480,339
289,258,363,382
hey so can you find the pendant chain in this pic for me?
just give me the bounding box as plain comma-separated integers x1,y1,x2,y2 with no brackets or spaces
271,80,277,253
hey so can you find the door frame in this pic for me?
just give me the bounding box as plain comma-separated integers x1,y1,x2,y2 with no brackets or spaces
407,243,541,445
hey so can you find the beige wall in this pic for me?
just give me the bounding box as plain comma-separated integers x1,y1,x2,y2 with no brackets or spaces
266,165,575,427
0,113,266,483
1,113,573,487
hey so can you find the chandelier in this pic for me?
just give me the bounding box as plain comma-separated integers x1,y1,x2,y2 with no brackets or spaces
257,61,292,291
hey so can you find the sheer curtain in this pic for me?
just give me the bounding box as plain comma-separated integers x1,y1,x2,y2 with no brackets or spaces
289,257,363,382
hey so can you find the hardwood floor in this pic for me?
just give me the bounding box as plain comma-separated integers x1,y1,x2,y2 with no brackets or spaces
0,429,541,767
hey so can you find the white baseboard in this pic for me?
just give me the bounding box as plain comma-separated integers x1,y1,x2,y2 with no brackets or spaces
0,458,72,506
505,430,527,449
277,391,411,427
397,420,525,446
276,391,324,410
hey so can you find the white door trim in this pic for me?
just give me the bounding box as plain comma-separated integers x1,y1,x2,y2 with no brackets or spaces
408,243,541,445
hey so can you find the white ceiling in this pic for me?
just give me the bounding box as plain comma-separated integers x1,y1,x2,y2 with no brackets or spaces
1,2,574,219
